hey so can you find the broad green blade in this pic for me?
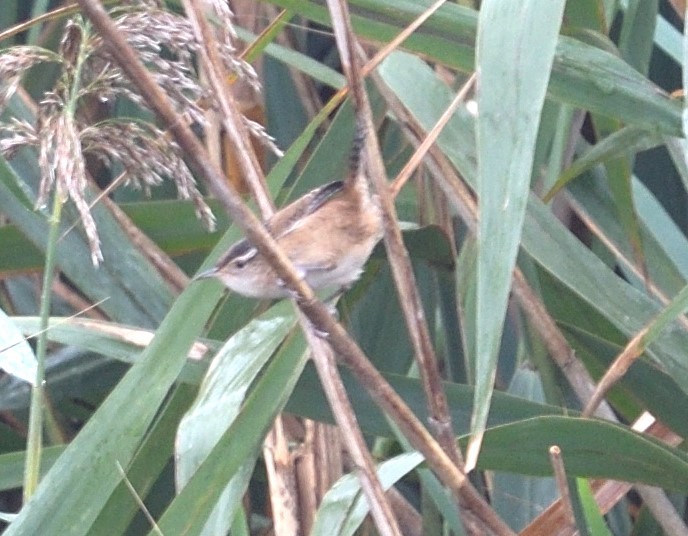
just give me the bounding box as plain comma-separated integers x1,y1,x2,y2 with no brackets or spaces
523,197,688,394
377,45,688,413
470,0,565,467
176,301,297,535
151,320,309,535
4,283,222,535
469,416,688,490
491,368,556,532
562,325,688,439
262,0,681,135
618,0,657,75
87,384,198,535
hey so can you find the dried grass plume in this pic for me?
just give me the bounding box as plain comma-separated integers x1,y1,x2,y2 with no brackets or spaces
0,2,279,264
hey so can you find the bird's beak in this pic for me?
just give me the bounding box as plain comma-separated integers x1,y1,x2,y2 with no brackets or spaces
193,267,218,281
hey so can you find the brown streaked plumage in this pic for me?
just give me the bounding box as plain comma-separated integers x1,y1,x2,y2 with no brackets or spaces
196,16,382,299
194,129,383,298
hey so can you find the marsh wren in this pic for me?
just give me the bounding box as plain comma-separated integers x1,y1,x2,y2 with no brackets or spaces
195,126,383,299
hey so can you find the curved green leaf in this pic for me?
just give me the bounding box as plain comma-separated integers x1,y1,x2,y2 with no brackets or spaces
471,416,688,491
151,317,308,535
311,452,424,536
175,301,298,536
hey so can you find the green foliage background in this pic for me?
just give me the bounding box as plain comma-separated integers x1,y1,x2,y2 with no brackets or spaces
1,0,688,534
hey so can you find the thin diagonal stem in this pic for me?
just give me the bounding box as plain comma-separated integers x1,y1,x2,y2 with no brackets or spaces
23,192,63,501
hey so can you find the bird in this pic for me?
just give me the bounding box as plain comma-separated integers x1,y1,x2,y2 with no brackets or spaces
194,123,383,299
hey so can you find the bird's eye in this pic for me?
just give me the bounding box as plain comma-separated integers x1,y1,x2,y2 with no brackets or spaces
230,248,256,270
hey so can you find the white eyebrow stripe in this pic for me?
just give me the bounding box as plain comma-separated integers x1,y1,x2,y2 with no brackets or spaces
233,247,258,264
